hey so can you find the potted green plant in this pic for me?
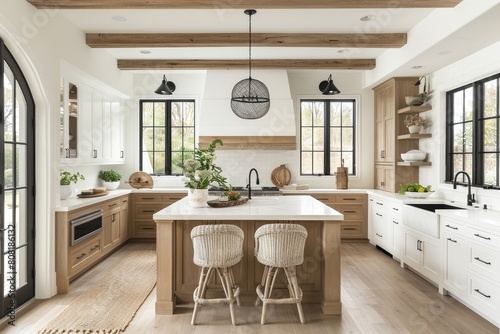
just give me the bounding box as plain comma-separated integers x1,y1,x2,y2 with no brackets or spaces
99,170,122,190
60,171,85,199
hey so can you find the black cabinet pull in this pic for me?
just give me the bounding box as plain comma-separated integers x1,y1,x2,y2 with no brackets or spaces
445,224,458,230
474,233,491,240
143,227,155,230
90,245,99,251
108,203,117,208
343,198,356,201
474,289,491,298
344,210,356,213
375,233,382,237
344,227,357,230
392,208,399,211
447,238,457,243
376,213,382,217
376,202,383,205
93,150,98,158
143,210,156,213
417,240,423,251
76,253,87,260
474,257,492,265
120,150,124,158
393,221,399,225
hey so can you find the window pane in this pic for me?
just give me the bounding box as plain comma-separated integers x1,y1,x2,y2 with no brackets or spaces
453,154,463,175
183,127,195,151
183,102,195,126
312,152,324,174
330,102,341,126
312,102,324,126
330,152,341,170
171,128,182,151
155,128,166,151
153,152,165,174
171,151,183,174
142,128,154,151
16,144,27,188
484,79,498,118
330,128,340,151
4,68,13,141
342,102,354,126
484,153,497,185
453,124,464,153
171,102,182,126
154,103,165,126
313,128,324,151
143,103,153,126
16,82,28,143
342,128,353,151
301,102,313,126
464,122,473,152
4,143,13,188
484,118,497,151
16,189,28,246
301,128,312,151
342,152,353,172
464,87,473,121
453,90,464,123
301,152,312,174
464,154,473,176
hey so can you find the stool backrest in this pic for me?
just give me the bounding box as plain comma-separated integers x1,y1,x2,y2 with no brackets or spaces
254,223,308,267
191,224,244,268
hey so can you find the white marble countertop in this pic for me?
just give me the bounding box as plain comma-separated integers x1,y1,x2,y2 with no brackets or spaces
153,195,344,221
438,208,500,234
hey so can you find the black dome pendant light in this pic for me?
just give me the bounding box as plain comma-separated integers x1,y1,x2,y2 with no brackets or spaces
230,9,270,119
319,74,341,95
155,74,176,95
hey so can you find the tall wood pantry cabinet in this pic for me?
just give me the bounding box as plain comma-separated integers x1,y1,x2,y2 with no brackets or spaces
373,77,423,192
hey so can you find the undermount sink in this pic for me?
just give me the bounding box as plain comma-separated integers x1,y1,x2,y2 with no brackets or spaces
406,203,467,213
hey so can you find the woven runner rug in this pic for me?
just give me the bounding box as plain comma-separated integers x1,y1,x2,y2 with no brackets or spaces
38,250,156,334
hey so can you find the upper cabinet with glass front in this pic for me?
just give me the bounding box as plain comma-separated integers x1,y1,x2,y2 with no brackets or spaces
60,78,79,160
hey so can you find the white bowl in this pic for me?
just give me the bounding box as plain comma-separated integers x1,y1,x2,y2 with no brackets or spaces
405,191,434,198
401,150,426,162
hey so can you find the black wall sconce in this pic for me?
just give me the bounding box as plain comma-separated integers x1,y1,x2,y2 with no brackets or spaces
414,76,427,94
155,75,176,95
319,74,341,95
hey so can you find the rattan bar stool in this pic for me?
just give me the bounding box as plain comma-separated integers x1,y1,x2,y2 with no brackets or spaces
190,224,244,326
254,223,308,324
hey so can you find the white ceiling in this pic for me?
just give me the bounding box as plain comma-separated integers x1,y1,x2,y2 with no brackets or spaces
55,1,500,85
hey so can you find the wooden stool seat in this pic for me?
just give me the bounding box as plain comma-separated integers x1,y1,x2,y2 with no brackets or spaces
254,223,308,324
190,224,244,326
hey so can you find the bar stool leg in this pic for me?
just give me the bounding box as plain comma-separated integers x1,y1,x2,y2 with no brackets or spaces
255,266,269,306
192,266,210,325
284,266,305,324
261,266,279,325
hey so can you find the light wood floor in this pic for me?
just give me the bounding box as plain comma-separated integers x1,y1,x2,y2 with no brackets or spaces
2,242,499,334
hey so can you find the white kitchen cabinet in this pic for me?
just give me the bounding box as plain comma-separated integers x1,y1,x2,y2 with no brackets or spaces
368,195,392,253
390,203,403,260
443,234,467,297
60,77,80,162
403,227,440,284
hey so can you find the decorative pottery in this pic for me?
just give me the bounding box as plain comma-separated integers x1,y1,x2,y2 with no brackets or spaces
408,125,422,134
188,188,209,208
102,180,120,190
60,185,73,200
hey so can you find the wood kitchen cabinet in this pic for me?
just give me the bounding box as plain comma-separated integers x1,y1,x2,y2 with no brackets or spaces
130,193,185,239
308,193,367,240
55,194,129,293
373,77,421,192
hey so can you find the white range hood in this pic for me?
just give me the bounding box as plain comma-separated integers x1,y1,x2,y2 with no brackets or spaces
199,70,296,150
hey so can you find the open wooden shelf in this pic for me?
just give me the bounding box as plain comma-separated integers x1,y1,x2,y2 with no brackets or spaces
398,105,432,114
398,133,432,140
397,161,432,166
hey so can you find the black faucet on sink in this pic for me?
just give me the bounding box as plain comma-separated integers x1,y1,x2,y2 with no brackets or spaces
453,171,475,206
247,168,260,199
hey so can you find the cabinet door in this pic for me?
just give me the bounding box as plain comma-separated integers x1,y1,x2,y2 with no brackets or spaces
102,214,113,254
443,232,466,297
373,208,388,248
391,214,403,259
92,91,104,160
374,165,394,191
111,211,120,244
110,100,124,162
60,79,80,161
403,231,421,269
420,235,440,283
119,204,128,241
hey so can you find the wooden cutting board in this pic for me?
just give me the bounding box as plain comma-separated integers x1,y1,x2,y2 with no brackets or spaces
335,160,348,189
126,171,154,189
271,164,291,188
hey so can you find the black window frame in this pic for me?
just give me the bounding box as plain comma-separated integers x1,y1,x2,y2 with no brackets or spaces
139,99,195,176
299,98,357,176
446,72,500,187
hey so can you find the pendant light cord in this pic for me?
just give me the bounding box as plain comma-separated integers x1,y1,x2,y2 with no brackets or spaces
248,11,252,80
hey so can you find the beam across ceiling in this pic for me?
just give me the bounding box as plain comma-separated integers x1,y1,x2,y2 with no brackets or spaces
87,33,406,48
26,0,462,9
117,59,376,70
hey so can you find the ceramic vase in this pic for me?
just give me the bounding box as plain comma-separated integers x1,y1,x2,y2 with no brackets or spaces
60,185,73,200
408,125,422,134
188,188,209,208
102,180,120,190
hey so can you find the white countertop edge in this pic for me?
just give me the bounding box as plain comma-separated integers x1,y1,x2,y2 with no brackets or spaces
55,189,132,212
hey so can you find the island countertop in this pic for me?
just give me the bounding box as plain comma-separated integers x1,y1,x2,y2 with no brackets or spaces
153,195,344,221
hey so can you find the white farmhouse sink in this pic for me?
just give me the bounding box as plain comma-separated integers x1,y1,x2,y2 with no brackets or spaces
402,203,466,238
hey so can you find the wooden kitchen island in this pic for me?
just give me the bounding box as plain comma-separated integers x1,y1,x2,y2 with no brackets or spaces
153,195,344,316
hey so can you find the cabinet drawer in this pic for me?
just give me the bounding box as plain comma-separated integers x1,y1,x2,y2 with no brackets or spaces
163,193,186,202
468,244,500,280
120,196,129,209
467,273,500,317
341,221,363,238
134,203,166,219
135,221,156,238
442,218,466,237
467,228,500,250
335,204,363,220
69,236,101,274
390,203,402,217
333,194,364,203
134,194,164,202
102,198,121,211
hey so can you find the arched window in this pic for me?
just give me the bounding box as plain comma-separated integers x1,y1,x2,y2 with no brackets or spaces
1,38,36,319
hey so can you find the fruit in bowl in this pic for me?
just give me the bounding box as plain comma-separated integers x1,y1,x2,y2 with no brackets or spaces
399,183,433,197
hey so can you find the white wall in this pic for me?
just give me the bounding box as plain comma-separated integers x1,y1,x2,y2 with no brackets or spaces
422,41,500,209
0,1,133,299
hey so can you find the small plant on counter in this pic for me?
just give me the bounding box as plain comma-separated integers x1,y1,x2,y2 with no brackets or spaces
60,171,85,185
98,170,122,182
403,114,430,128
223,185,242,201
398,183,432,195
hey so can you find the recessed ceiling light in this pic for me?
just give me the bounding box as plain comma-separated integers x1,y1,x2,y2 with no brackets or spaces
140,50,151,54
338,49,349,54
411,65,424,70
112,15,127,22
360,15,376,21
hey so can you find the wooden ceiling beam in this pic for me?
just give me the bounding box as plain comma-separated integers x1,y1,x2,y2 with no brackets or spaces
117,59,376,70
27,0,462,9
87,33,406,48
